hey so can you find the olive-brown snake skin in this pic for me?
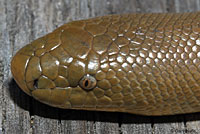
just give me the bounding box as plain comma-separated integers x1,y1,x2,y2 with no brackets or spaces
11,12,200,116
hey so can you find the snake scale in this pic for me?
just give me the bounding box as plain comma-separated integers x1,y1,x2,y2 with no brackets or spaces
11,12,200,116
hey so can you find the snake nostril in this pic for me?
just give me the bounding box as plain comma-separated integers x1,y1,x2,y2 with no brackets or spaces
33,79,39,89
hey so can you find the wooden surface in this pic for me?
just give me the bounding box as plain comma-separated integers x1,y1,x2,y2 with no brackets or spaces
1,0,200,134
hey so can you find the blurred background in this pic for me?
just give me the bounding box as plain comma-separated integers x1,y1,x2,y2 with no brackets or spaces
1,0,200,134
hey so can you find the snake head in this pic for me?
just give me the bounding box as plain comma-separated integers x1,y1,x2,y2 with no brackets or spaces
11,20,115,110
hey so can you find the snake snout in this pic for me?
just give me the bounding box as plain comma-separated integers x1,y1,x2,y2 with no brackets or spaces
11,51,31,95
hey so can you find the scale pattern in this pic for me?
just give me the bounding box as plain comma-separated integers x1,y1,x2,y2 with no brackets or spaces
11,12,200,115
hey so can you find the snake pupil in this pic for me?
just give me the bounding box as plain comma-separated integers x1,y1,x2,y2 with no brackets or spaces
84,79,89,87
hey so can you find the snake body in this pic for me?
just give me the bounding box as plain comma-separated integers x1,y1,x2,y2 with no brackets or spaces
11,12,200,116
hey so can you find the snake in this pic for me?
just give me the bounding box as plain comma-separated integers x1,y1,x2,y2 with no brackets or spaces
11,12,200,116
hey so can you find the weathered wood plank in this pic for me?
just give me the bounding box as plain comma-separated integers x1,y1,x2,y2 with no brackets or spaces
1,0,200,134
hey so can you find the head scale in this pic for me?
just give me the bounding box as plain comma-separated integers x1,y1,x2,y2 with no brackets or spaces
11,21,111,110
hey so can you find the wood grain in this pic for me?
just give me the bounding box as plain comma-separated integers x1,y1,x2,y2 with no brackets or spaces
1,0,200,133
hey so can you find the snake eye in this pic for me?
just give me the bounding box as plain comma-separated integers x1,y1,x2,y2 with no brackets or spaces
79,74,96,91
